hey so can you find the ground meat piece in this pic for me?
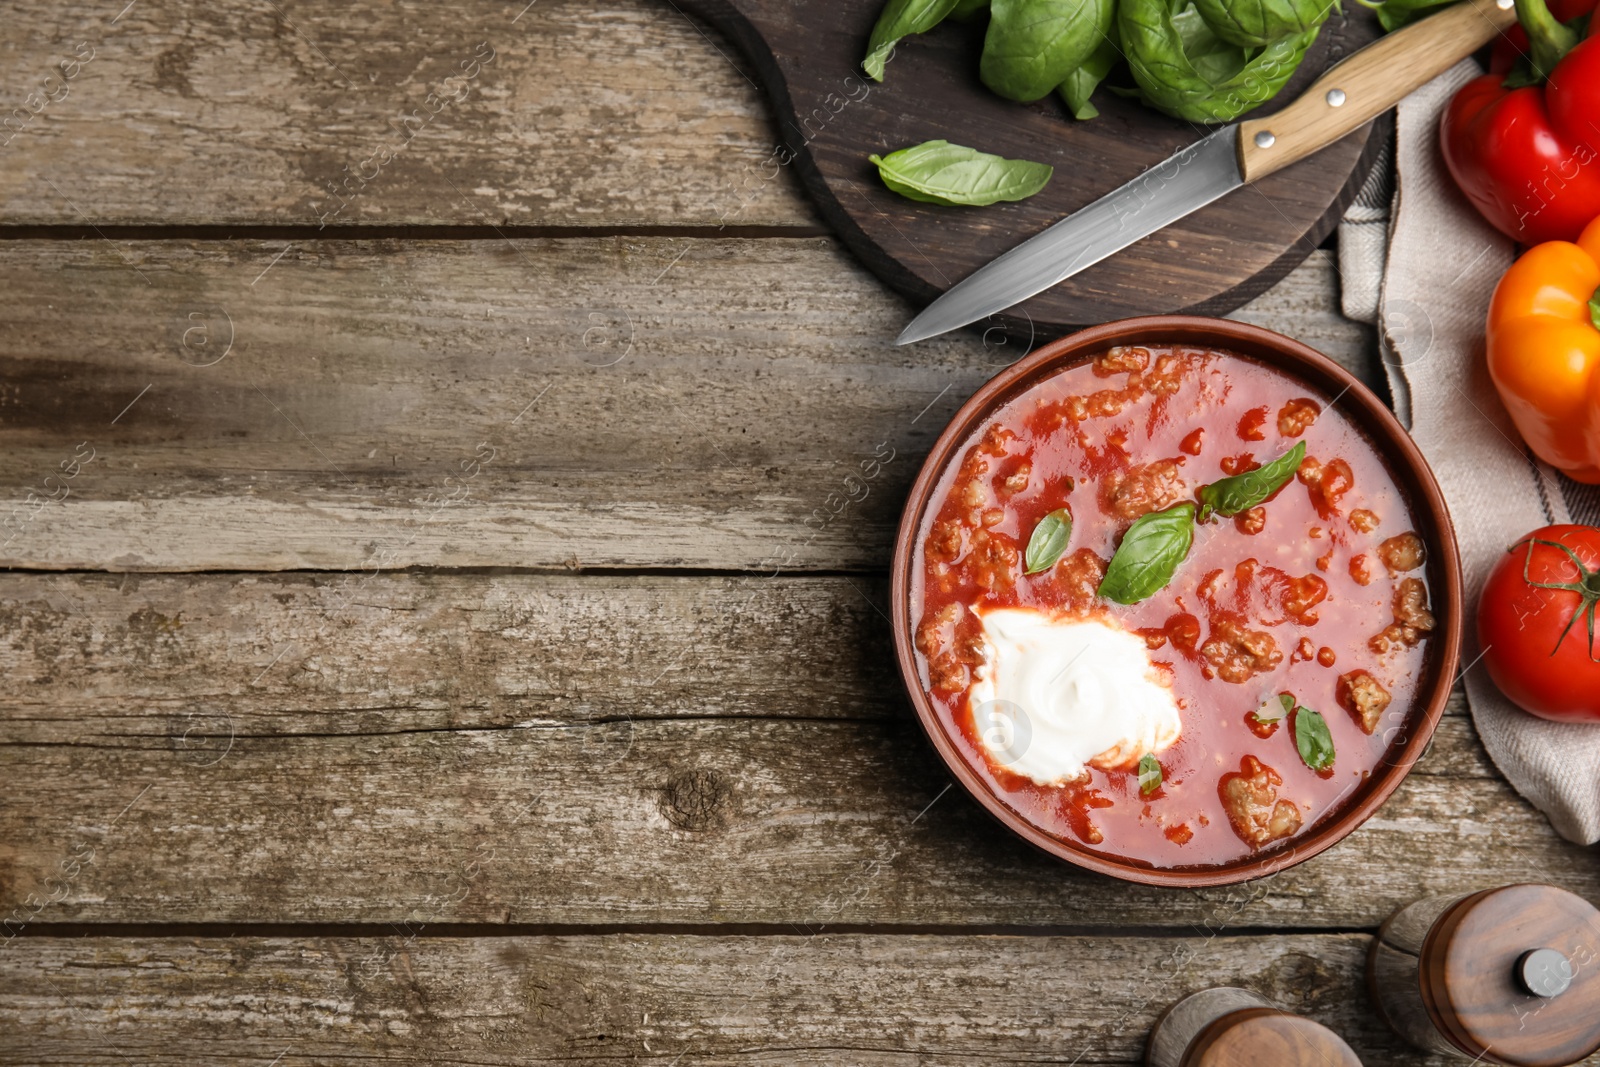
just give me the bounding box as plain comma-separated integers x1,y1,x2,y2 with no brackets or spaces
1337,669,1391,734
1378,531,1426,574
1369,578,1435,653
998,462,1031,496
1052,548,1107,615
978,424,1014,456
956,479,987,510
1238,406,1268,442
1350,509,1381,534
1235,506,1266,536
1146,354,1185,395
969,531,1018,592
1394,577,1435,631
1101,459,1187,520
1283,574,1328,623
927,520,964,562
981,508,1004,528
928,652,968,694
1298,456,1355,518
1201,619,1282,683
1350,554,1375,586
1277,397,1322,437
1220,755,1303,849
914,602,961,658
1086,389,1130,418
1094,346,1150,376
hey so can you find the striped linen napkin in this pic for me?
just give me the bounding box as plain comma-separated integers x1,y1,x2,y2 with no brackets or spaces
1336,59,1600,845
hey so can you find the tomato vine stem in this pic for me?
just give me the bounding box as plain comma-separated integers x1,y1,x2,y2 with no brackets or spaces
1517,537,1600,662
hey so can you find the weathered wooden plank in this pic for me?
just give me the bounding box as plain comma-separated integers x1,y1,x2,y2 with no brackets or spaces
0,240,1372,571
1,932,1536,1066
0,570,1495,779
0,0,815,228
1,572,1588,930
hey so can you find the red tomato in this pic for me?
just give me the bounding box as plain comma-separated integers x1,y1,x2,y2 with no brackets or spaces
1477,525,1600,722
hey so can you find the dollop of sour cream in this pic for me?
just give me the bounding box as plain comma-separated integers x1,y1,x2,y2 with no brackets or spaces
967,607,1181,785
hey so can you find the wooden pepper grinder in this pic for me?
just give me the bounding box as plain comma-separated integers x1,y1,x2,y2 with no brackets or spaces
1369,883,1600,1066
1146,987,1363,1066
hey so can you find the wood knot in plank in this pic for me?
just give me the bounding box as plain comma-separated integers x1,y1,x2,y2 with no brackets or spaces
659,769,733,832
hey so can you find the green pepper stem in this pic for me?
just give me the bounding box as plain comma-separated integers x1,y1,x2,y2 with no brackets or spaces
1590,284,1600,332
1515,0,1582,81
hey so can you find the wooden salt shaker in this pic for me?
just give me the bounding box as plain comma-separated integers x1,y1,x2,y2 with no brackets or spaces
1147,987,1363,1066
1369,883,1600,1066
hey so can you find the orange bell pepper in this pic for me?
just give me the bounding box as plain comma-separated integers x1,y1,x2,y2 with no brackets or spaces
1486,213,1600,483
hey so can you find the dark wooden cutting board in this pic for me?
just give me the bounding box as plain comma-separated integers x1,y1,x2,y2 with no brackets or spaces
678,0,1385,337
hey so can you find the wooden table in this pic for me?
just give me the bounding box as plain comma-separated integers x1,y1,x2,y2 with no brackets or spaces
1,3,1595,1064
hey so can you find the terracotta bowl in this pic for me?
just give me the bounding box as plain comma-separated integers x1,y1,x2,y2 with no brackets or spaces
890,316,1463,887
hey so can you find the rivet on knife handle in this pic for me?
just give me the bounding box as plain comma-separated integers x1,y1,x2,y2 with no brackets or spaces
1236,0,1517,182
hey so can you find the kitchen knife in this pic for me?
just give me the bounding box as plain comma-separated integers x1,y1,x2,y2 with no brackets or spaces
896,0,1517,345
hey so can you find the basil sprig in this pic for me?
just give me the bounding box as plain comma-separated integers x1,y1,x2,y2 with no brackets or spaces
1024,508,1074,574
1119,0,1319,123
869,141,1054,206
1192,0,1334,47
863,0,962,81
1138,753,1163,796
1196,440,1305,522
1098,502,1195,605
1293,705,1335,773
1056,25,1121,120
981,0,1117,103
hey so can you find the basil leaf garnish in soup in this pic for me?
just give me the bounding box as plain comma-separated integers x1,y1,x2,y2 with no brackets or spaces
1098,502,1195,604
1138,753,1163,796
863,0,963,81
1197,440,1306,521
1024,508,1074,574
1253,692,1293,725
869,141,1054,206
1293,705,1336,773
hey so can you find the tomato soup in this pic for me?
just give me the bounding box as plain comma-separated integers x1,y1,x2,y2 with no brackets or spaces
909,345,1435,870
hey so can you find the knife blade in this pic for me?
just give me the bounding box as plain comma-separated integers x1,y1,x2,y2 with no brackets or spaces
896,0,1517,345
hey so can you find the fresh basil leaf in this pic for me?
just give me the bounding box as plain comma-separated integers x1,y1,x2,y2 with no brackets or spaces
1098,502,1195,605
1056,24,1121,119
1119,0,1319,122
1253,692,1293,724
1197,440,1306,521
869,140,1054,206
1355,0,1457,31
1024,508,1074,574
952,0,992,18
1138,753,1163,796
864,0,963,81
1294,706,1336,772
1191,0,1337,47
981,0,1117,102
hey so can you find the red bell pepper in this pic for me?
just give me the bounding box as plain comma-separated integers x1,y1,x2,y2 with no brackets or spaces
1441,0,1600,245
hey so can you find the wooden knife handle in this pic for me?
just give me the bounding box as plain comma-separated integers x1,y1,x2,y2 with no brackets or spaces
1237,0,1517,182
